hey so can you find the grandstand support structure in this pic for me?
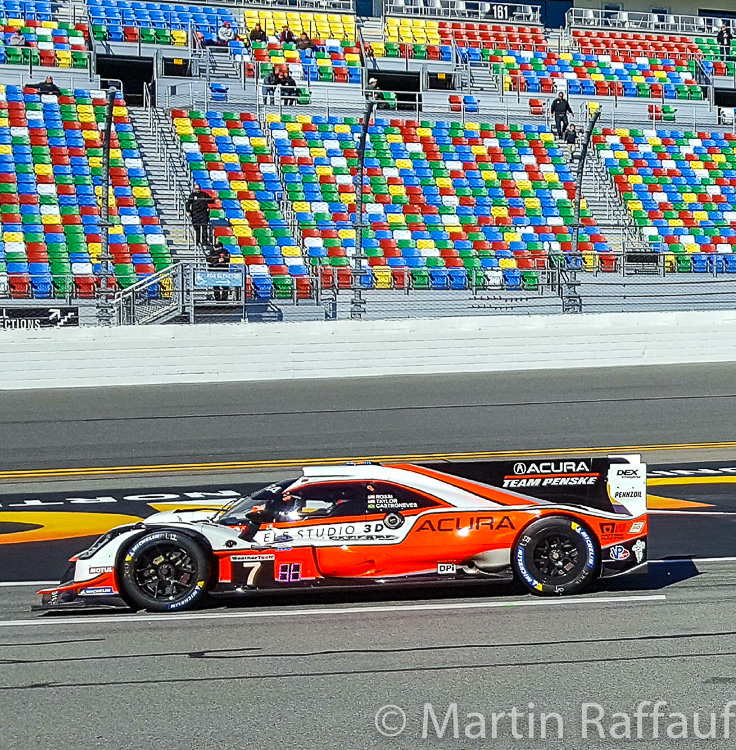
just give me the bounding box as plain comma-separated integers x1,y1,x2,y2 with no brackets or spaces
96,86,119,327
351,96,377,320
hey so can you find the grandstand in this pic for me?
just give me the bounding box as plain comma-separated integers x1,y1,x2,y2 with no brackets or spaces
0,0,734,323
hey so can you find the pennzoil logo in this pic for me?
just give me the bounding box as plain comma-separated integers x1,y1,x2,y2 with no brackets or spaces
416,516,515,533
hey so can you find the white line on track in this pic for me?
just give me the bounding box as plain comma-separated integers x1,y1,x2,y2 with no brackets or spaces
2,594,666,628
651,556,736,564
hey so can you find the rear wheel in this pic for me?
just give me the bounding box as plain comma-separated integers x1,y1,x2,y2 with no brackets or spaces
118,530,212,612
512,517,598,596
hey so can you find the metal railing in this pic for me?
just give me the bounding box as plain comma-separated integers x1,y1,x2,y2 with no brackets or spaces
114,264,185,325
566,8,722,36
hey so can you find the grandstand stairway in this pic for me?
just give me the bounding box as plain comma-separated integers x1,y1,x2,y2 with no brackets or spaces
128,107,193,258
581,159,659,273
191,47,242,82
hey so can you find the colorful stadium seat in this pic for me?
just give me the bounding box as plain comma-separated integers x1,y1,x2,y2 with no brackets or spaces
492,50,703,99
0,85,170,299
383,17,545,53
0,19,89,67
244,10,355,42
596,128,736,271
246,39,362,86
171,109,311,300
268,116,611,291
88,0,237,45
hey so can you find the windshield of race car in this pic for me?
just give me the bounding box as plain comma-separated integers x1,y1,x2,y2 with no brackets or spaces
214,478,298,524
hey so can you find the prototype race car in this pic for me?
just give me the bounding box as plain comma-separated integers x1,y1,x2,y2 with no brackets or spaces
36,455,648,612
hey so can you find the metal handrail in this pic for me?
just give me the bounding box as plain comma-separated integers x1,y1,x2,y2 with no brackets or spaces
566,7,723,36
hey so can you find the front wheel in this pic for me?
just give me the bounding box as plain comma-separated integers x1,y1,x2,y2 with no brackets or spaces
512,517,598,596
118,530,212,612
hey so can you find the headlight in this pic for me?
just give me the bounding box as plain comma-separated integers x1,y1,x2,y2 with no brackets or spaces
77,524,142,559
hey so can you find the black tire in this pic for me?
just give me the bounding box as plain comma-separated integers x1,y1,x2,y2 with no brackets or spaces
512,516,598,596
118,530,212,612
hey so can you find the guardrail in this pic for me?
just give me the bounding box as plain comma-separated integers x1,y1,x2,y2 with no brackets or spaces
566,8,722,35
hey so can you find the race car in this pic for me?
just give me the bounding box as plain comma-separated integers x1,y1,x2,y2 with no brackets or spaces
36,455,648,612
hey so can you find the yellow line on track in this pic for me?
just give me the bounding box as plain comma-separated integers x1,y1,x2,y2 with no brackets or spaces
648,476,736,486
2,440,736,480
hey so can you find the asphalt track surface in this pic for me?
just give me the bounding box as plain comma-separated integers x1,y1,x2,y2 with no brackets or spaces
3,364,736,748
3,362,736,474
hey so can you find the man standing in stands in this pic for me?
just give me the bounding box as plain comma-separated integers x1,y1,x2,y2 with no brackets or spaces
263,67,280,105
28,76,61,95
279,68,298,105
280,25,296,44
563,123,578,162
186,184,215,246
718,22,733,62
551,91,573,139
207,241,231,301
217,21,235,47
249,22,267,43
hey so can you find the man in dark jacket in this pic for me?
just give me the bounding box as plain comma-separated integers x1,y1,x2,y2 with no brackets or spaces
206,242,231,301
263,68,280,105
563,123,578,162
279,69,298,105
186,184,215,245
718,23,734,61
29,76,61,96
551,91,573,138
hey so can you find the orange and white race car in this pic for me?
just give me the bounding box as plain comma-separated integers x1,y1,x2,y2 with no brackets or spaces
36,455,648,612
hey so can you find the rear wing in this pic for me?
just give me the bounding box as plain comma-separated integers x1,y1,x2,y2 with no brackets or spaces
419,454,647,518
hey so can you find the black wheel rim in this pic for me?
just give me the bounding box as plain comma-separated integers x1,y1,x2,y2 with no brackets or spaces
530,532,584,582
132,542,197,602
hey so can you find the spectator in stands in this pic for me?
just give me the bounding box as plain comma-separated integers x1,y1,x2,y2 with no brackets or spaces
249,23,267,43
29,76,61,96
297,32,315,54
279,68,298,105
207,242,231,301
551,91,573,139
186,184,216,246
263,67,280,105
366,77,381,100
217,21,235,46
717,22,733,61
8,29,25,46
563,123,578,162
280,25,296,44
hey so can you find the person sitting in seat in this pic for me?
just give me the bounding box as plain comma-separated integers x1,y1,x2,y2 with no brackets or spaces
29,76,61,96
279,25,296,44
296,32,315,53
217,21,235,46
8,29,25,46
249,23,267,43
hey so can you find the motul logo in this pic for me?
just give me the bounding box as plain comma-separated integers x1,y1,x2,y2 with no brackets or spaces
512,461,591,475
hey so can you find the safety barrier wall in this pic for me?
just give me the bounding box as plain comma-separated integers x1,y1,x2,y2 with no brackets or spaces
1,309,735,389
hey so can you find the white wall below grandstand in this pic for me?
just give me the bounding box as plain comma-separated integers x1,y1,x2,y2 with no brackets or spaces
2,308,736,388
